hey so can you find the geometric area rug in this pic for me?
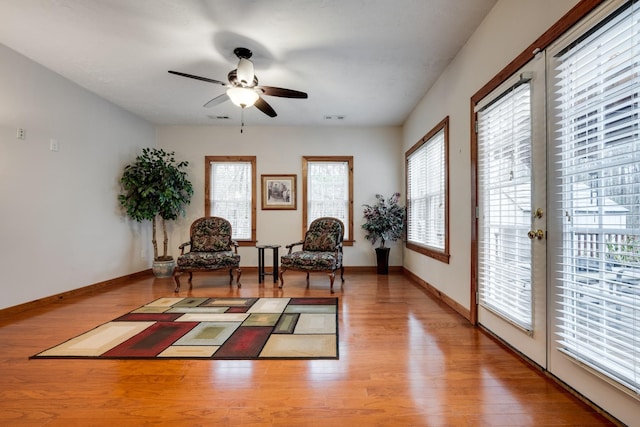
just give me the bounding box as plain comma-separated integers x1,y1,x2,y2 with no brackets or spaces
31,297,338,360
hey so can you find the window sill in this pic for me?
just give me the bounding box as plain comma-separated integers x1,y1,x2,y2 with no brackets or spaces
406,242,450,264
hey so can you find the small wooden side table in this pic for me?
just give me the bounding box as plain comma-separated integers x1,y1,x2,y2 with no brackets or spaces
256,244,281,283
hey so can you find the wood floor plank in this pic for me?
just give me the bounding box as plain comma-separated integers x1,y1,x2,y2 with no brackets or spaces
0,272,618,426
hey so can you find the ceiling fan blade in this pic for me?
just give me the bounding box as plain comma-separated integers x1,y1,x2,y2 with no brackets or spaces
168,70,226,86
203,93,229,108
254,97,277,117
258,86,308,99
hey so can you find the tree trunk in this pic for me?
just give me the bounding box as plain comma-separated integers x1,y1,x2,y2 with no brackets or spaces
161,217,168,258
151,216,158,261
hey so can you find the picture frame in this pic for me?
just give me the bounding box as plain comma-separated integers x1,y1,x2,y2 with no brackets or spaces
261,174,297,210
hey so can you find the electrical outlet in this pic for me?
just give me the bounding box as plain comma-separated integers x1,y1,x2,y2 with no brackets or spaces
141,249,145,259
16,128,25,139
49,139,59,152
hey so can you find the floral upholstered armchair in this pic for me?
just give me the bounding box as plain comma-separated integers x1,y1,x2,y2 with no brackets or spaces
173,216,241,292
279,217,344,293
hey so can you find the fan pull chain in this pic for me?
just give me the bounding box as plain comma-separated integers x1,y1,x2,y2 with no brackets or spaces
240,108,245,134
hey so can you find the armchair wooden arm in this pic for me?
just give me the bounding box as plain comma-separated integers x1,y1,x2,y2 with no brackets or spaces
178,241,191,255
285,240,304,254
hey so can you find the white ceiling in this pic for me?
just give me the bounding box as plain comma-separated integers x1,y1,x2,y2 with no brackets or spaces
0,0,497,127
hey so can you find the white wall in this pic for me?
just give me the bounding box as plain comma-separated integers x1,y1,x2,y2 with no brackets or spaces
0,44,155,310
0,41,403,310
156,125,403,268
402,0,580,309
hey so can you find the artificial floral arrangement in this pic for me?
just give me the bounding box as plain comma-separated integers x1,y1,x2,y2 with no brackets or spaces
362,192,406,248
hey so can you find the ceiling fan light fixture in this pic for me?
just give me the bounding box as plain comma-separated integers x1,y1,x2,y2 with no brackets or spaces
236,57,255,86
170,46,306,118
227,87,259,108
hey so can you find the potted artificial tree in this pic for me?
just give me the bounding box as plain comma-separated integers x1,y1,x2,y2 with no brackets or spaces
362,193,406,274
118,148,193,278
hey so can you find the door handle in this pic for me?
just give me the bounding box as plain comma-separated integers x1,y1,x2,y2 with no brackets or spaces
528,229,544,240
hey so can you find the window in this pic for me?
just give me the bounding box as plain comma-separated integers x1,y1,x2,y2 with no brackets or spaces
551,0,640,393
405,117,450,263
204,156,256,245
477,79,533,331
302,156,353,244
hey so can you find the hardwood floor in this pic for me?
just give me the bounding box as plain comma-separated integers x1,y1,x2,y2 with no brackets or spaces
0,271,618,426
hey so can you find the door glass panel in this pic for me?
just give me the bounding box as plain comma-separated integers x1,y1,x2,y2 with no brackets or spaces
477,82,534,331
551,0,640,392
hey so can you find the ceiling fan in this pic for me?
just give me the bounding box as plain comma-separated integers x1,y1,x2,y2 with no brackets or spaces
168,47,308,118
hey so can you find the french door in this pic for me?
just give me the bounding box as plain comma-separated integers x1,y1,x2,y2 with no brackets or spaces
474,2,640,419
476,54,547,367
546,0,640,404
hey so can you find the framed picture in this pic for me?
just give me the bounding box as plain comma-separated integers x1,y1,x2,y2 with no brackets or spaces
261,174,297,210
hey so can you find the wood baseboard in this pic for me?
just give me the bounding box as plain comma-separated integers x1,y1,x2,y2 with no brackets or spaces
401,267,471,321
0,269,153,318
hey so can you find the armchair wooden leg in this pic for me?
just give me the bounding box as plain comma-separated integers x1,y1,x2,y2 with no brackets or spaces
235,267,242,288
340,266,345,282
174,271,182,293
278,267,286,288
328,272,335,294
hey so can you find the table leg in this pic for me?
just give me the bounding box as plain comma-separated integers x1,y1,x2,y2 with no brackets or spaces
272,247,279,283
258,247,265,283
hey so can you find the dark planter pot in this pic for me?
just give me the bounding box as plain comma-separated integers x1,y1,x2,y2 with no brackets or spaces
375,247,390,274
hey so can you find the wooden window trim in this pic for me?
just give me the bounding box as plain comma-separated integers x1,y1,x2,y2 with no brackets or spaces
405,116,450,263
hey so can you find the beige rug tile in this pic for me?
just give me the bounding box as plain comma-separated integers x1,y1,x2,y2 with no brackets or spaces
146,298,184,307
294,313,337,334
175,313,250,322
37,322,155,357
259,334,337,358
157,345,219,358
247,298,290,314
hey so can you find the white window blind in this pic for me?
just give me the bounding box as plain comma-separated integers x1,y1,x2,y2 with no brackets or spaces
552,1,640,392
477,81,533,331
209,161,252,240
307,161,349,237
407,129,445,250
